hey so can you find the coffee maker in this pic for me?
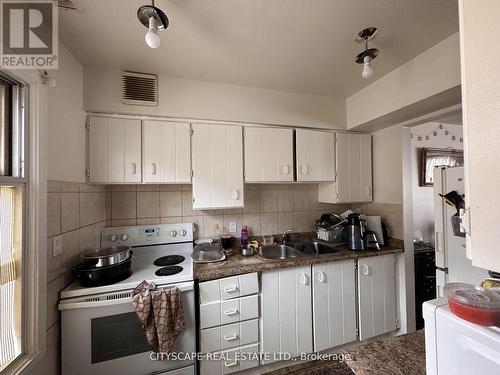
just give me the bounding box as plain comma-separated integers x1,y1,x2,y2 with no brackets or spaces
347,213,367,250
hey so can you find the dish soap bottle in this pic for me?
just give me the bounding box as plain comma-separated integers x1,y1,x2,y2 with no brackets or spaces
214,224,221,241
241,225,249,246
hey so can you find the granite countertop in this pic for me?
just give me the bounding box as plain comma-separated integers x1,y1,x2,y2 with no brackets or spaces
343,330,425,375
263,330,425,375
193,238,404,281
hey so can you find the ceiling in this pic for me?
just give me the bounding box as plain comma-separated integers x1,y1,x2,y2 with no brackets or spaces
59,0,459,98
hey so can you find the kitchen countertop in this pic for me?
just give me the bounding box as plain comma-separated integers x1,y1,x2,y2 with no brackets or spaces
343,330,425,375
193,239,404,281
264,330,425,375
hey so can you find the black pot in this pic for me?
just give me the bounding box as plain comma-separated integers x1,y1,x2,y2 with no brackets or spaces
72,256,132,287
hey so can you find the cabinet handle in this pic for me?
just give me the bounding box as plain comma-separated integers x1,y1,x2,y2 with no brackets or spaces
230,190,240,200
131,162,137,175
316,271,326,283
299,164,309,175
299,272,309,285
223,333,239,341
224,360,239,368
364,187,371,197
223,285,239,293
151,163,157,175
280,164,290,175
223,309,239,317
361,264,371,276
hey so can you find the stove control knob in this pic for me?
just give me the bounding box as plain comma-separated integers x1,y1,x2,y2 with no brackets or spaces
179,229,187,237
110,234,118,242
170,230,177,237
120,234,129,241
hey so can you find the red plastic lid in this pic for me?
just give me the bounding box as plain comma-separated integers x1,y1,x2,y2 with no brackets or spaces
445,283,500,311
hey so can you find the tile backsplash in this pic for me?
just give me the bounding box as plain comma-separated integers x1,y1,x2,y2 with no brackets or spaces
107,183,351,239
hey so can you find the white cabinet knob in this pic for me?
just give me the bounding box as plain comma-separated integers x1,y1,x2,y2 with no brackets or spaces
280,164,290,175
299,272,309,285
230,190,240,200
317,271,326,283
361,264,371,276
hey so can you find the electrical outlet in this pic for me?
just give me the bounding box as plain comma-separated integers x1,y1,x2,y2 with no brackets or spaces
229,221,237,233
53,235,62,257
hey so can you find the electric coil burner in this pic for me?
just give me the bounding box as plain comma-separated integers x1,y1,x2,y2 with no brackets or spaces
154,255,185,266
155,266,183,276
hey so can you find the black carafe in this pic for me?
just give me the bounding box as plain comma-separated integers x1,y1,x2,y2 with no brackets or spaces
347,213,366,250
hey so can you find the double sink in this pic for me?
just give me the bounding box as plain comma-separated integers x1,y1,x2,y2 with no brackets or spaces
258,240,347,260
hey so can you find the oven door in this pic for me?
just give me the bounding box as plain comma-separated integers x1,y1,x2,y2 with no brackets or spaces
59,281,195,375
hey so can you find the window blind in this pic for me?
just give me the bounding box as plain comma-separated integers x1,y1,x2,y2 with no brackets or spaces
0,186,20,368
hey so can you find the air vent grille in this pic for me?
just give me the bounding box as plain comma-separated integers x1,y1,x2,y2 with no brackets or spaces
122,71,158,106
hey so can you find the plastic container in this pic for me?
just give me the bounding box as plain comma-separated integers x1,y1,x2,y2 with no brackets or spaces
445,283,500,326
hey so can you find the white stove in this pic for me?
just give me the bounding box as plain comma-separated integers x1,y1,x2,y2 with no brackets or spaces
61,223,195,299
59,223,196,375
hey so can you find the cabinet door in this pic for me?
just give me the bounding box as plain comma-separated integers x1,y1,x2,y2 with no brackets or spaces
357,254,397,341
459,0,500,271
296,129,334,182
88,116,108,183
348,134,362,202
192,124,243,209
321,132,336,181
296,129,312,181
142,120,161,183
336,133,350,202
244,127,293,182
360,134,373,202
312,260,357,351
261,266,313,364
123,119,142,183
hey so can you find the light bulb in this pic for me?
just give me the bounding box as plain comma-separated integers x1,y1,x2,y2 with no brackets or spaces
145,16,160,49
362,55,374,79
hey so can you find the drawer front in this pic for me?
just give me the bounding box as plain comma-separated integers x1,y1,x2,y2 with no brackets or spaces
240,294,259,321
200,273,259,304
200,343,260,375
201,319,259,353
200,301,221,329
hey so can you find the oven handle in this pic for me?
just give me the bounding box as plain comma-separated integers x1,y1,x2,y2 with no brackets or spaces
58,281,194,311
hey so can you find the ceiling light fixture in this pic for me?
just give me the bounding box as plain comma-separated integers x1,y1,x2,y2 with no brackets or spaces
354,27,379,79
137,1,169,49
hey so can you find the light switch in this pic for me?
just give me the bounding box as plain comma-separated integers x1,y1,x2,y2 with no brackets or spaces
229,221,237,233
53,235,62,257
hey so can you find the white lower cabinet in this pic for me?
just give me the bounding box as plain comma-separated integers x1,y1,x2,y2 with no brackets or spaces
312,260,357,351
357,254,398,340
260,266,313,364
200,343,260,375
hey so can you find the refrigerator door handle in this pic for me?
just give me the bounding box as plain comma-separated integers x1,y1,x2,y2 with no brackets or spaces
436,266,448,273
435,232,444,253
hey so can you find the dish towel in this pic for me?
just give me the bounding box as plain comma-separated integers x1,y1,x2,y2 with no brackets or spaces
132,281,186,353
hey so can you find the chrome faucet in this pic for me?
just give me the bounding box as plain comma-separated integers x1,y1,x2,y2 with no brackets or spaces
281,229,293,245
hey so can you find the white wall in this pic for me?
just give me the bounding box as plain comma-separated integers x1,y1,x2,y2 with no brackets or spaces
372,124,403,204
410,122,463,243
47,43,86,183
83,66,346,129
347,33,461,129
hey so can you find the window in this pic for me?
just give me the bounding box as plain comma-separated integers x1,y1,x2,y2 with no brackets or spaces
0,74,26,371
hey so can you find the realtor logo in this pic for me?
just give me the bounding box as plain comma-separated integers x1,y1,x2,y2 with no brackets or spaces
1,0,58,69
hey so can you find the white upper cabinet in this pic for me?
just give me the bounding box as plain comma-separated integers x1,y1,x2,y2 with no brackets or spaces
357,254,397,341
244,127,294,182
142,121,191,183
191,124,244,210
318,133,372,203
295,129,335,182
88,116,141,183
458,0,500,271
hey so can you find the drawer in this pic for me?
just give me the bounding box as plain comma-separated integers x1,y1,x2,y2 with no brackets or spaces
200,319,259,353
221,294,259,325
200,273,259,303
200,343,260,375
200,301,221,329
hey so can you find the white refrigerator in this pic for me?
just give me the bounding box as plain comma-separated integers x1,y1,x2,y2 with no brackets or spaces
433,166,488,297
